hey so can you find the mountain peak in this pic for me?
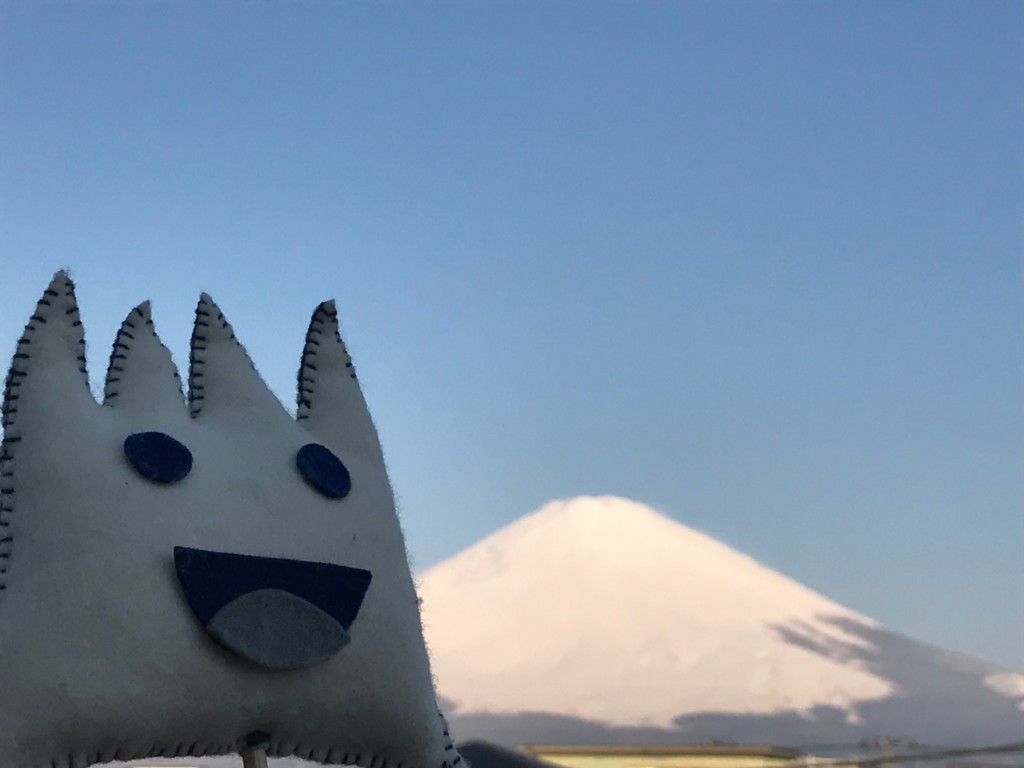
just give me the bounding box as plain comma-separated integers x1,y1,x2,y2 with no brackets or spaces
423,495,857,626
514,495,702,545
418,496,1024,746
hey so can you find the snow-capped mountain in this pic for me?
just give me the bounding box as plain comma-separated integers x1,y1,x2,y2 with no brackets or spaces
417,496,1024,747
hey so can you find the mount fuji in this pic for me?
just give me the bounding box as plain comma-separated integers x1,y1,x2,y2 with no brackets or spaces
417,496,1024,748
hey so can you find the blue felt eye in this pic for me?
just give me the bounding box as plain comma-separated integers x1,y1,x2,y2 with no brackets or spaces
124,431,193,484
296,443,351,499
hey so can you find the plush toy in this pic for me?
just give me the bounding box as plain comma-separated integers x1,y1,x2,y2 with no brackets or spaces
0,272,461,768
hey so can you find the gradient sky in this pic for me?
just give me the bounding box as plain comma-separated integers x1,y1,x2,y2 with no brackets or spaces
1,1,1021,669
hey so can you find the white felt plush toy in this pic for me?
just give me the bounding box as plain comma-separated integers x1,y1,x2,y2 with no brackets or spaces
0,273,461,768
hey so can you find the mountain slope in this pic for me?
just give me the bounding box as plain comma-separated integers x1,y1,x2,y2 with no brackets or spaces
417,496,1024,746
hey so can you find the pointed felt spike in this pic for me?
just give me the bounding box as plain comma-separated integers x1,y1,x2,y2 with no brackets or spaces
8,271,88,378
296,301,385,464
2,271,91,431
1,272,94,548
188,294,287,421
103,302,186,412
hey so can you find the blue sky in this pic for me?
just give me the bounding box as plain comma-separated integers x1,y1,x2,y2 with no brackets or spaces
1,1,1021,669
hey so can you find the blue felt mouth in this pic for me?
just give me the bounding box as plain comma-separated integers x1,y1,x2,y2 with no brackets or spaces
174,546,372,670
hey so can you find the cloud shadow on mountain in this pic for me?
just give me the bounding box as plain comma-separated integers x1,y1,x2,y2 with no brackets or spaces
446,614,1024,749
768,614,1024,746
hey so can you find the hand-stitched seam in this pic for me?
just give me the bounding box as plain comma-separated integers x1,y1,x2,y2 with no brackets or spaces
296,303,359,424
103,318,136,404
189,300,209,417
104,305,185,408
1,274,81,598
296,307,325,421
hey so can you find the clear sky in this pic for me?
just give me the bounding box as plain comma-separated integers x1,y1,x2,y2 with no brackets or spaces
1,1,1021,669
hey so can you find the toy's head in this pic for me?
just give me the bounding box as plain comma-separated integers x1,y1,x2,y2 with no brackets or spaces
0,273,459,768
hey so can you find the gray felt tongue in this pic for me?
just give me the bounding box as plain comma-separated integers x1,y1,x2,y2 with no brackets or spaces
206,588,350,670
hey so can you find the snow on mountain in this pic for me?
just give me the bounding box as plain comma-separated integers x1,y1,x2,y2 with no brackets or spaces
417,496,1024,747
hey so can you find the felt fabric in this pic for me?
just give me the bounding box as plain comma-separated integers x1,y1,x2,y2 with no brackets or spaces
124,431,194,483
205,588,350,670
0,273,460,768
296,443,353,499
172,546,372,633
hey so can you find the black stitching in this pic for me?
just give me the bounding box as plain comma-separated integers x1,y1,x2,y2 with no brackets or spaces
4,321,26,578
